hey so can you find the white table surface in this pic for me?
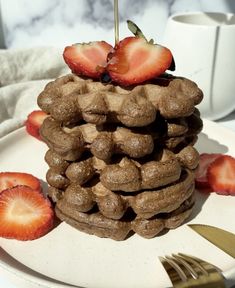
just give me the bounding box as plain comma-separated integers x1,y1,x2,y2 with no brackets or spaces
1,112,235,288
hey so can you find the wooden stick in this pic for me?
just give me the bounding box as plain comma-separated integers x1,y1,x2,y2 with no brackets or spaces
114,0,119,45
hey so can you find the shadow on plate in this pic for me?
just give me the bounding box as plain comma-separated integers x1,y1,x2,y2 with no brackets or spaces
195,132,228,154
40,179,49,197
186,190,209,222
187,131,228,222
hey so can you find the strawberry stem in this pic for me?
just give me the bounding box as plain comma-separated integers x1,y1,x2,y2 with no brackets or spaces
114,0,119,45
127,20,148,42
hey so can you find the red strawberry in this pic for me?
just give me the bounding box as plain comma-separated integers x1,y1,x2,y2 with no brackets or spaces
195,153,222,189
0,172,41,193
25,110,48,140
0,186,54,240
63,41,113,78
107,37,173,86
207,155,235,195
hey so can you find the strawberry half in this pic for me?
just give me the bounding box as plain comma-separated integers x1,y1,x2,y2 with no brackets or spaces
107,37,173,86
0,172,41,193
195,153,222,189
0,186,54,240
207,155,235,195
25,110,48,140
63,41,113,78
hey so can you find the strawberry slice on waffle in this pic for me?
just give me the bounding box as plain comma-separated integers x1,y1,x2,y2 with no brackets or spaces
107,36,173,86
63,41,113,78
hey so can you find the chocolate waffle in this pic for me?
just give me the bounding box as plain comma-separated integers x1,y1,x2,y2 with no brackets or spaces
45,146,199,189
38,72,203,240
46,147,197,220
38,74,203,127
40,111,202,161
55,193,195,240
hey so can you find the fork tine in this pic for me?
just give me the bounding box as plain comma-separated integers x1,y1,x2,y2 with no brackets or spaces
159,256,188,283
165,256,189,282
159,253,226,288
171,254,198,279
178,253,209,276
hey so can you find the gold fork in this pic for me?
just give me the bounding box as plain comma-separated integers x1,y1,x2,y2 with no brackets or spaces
159,253,226,288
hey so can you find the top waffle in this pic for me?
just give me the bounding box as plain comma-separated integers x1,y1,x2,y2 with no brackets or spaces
37,73,203,127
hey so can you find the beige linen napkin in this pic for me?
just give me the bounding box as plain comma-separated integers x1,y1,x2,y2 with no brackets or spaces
0,47,69,138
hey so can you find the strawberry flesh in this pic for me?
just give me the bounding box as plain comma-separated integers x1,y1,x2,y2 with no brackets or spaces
195,153,222,189
0,186,54,240
0,172,41,193
107,37,173,86
25,110,48,140
63,41,113,78
207,155,235,195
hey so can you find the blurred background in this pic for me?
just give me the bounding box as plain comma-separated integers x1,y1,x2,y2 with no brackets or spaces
0,0,235,49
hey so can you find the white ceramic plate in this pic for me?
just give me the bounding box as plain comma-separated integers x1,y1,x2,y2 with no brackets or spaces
0,119,235,288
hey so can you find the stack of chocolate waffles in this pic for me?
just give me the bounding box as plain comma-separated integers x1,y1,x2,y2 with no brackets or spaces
38,73,203,241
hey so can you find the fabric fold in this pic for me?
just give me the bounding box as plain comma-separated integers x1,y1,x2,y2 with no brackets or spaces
0,47,69,138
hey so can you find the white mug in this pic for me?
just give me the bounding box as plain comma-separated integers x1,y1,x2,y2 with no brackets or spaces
164,12,235,120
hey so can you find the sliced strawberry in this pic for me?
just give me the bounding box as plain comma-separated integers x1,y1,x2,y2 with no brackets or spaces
25,110,48,140
0,186,54,240
0,172,41,193
107,37,173,86
195,153,222,189
207,155,235,195
63,41,113,78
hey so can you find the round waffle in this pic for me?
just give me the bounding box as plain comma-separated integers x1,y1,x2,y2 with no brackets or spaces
45,146,197,221
40,111,202,161
55,193,195,241
45,146,199,190
50,168,194,221
38,73,203,127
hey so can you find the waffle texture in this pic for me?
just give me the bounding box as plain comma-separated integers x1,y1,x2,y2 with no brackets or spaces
38,73,203,240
